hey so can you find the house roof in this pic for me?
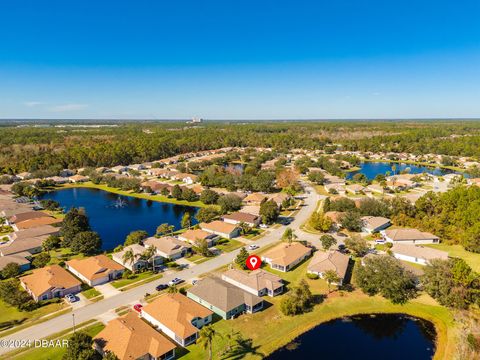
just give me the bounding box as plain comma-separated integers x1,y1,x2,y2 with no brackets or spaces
262,242,311,267
179,229,217,244
15,216,62,230
239,205,261,216
113,244,148,263
384,228,439,242
142,293,213,339
324,211,345,223
361,216,391,231
66,255,124,281
222,269,283,292
200,221,239,235
346,184,365,191
188,277,263,312
243,193,267,203
94,311,176,359
11,225,59,240
20,265,81,298
391,244,449,262
9,211,51,224
144,236,191,256
0,254,30,271
307,250,350,279
69,174,88,181
267,193,290,205
222,212,259,224
0,235,48,256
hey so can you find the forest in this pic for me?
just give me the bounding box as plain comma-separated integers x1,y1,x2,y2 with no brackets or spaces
2,120,480,173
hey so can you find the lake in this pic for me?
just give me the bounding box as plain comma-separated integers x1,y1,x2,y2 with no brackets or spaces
40,188,199,250
267,314,436,360
346,161,455,180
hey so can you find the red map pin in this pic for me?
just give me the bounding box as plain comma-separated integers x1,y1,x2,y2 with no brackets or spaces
246,255,261,270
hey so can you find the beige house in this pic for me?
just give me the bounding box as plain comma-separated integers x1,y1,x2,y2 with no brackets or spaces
221,269,284,297
20,265,82,301
199,221,240,239
382,228,440,244
307,250,350,285
178,229,219,247
222,212,261,227
391,244,449,266
144,236,192,260
112,244,152,272
243,193,267,205
361,216,391,233
261,242,312,272
141,293,213,347
66,255,124,286
94,311,176,360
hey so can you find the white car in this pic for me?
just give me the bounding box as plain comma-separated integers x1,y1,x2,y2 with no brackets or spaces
169,278,184,286
259,224,268,229
65,294,77,303
248,244,259,250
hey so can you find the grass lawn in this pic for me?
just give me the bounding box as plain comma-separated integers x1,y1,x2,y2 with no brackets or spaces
243,229,265,239
424,243,480,272
61,182,208,208
8,322,105,360
181,256,456,360
215,239,244,253
188,254,213,264
81,287,101,299
0,299,68,333
47,248,85,265
111,270,163,289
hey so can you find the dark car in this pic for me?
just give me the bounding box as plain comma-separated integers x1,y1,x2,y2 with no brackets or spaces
155,283,168,291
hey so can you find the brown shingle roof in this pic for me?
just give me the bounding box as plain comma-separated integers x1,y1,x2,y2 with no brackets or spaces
384,228,439,242
262,242,312,267
179,229,216,243
142,293,213,339
222,212,259,224
308,250,350,279
144,236,191,256
222,269,283,292
361,216,391,231
0,235,47,256
0,254,30,271
67,255,124,281
391,244,449,262
94,311,176,359
20,265,81,298
188,277,263,312
200,221,239,234
15,216,62,230
9,211,51,224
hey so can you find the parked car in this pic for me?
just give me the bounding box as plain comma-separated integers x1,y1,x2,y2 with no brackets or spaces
259,224,268,229
155,283,168,291
169,278,184,286
65,294,77,303
133,304,143,313
248,244,259,250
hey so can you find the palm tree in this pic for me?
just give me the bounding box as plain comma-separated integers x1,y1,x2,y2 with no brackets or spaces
323,270,340,293
198,325,220,360
167,284,178,294
142,245,157,272
122,249,136,272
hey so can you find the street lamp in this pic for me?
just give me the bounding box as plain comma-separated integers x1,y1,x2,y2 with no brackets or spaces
72,313,76,333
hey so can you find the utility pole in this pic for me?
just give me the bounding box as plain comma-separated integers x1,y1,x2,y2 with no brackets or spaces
72,313,76,333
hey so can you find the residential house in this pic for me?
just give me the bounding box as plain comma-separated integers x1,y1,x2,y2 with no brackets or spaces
144,236,191,261
66,255,124,286
20,265,82,301
382,228,440,245
59,169,75,177
221,269,284,297
345,184,365,195
367,184,385,194
267,193,292,208
243,193,267,205
68,174,89,183
141,293,213,346
261,242,312,272
239,205,261,216
361,216,391,233
172,173,198,185
0,236,46,256
110,165,128,173
222,212,261,228
94,311,176,360
307,250,350,285
15,172,31,180
178,229,219,247
112,244,152,272
0,253,31,273
187,277,264,320
199,221,240,239
323,211,345,229
46,176,69,184
7,224,59,241
7,211,52,229
391,244,449,266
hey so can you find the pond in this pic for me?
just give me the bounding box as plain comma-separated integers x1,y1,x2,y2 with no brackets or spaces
267,314,436,360
40,187,199,250
346,161,455,180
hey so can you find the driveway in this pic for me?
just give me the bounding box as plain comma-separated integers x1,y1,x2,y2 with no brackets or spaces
94,283,121,298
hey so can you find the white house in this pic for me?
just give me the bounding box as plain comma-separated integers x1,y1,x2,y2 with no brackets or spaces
382,228,440,245
391,244,449,265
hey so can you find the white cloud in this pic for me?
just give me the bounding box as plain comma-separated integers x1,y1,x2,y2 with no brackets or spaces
24,101,45,107
48,103,89,112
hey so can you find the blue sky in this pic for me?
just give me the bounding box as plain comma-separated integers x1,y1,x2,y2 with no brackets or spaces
0,0,479,119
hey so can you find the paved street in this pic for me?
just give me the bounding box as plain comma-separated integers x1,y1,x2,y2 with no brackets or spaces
0,184,320,354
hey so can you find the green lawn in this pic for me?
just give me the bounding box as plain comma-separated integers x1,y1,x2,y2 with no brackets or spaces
243,229,265,239
61,182,208,208
215,239,244,253
47,248,85,265
181,255,456,360
8,322,105,360
110,271,163,289
424,243,480,272
188,254,213,264
0,299,68,333
81,287,101,299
